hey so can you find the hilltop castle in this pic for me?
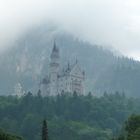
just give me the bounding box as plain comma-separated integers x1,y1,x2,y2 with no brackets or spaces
40,42,85,96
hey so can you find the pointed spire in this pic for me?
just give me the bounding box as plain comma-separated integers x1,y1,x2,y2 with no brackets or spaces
51,40,59,58
76,59,78,64
52,40,58,52
67,62,70,70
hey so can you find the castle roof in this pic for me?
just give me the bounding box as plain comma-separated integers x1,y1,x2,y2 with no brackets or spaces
58,61,84,78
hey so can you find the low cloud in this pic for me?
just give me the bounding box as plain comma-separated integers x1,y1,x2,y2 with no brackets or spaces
0,0,140,60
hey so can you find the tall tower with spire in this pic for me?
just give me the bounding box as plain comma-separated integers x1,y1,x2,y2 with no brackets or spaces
49,42,60,95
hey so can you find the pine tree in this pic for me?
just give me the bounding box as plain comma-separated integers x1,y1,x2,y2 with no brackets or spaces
42,120,49,140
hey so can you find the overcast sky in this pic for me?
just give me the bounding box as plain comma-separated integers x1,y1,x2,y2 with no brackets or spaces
1,0,140,60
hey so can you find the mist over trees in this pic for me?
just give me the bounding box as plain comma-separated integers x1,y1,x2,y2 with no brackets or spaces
0,27,140,96
1,1,140,140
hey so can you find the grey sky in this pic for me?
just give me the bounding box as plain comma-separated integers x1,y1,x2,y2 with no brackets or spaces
0,0,140,60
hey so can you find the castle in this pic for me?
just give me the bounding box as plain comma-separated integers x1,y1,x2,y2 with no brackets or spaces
40,42,85,96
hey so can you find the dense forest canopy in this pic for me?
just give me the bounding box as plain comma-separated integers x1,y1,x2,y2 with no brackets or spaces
1,92,140,140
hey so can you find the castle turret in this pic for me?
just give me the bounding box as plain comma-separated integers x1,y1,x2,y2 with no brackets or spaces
49,42,60,95
50,42,60,81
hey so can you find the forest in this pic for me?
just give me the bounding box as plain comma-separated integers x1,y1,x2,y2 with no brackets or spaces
1,91,140,140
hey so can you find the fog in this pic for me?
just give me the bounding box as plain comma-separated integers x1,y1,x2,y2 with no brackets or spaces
0,0,140,60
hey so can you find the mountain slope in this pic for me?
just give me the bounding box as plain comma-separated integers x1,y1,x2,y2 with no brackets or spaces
0,25,140,96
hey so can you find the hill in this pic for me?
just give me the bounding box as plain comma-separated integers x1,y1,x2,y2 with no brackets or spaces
0,25,140,96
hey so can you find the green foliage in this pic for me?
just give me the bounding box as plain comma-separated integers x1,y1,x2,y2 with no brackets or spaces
0,92,140,140
113,114,140,140
125,114,140,134
0,129,23,140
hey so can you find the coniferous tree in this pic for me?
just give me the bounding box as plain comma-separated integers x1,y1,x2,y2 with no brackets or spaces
42,120,49,140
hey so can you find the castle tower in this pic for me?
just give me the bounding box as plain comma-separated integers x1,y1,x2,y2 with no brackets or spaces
40,42,85,96
49,42,60,95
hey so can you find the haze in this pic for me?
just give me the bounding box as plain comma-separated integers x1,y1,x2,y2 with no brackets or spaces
0,0,140,60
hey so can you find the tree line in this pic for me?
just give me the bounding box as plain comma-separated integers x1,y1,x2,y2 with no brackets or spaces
0,91,140,140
